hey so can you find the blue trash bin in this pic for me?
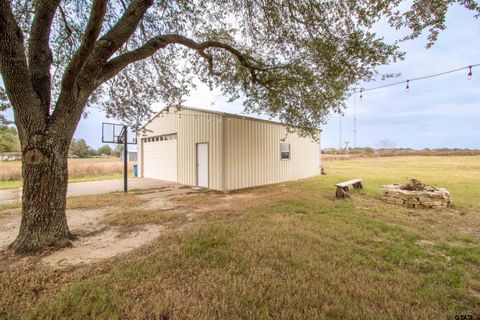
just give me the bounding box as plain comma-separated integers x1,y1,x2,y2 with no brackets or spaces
133,164,138,177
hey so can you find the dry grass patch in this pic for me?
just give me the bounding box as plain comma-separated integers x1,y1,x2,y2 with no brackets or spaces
170,185,289,215
0,158,127,181
101,208,187,230
0,158,134,189
66,192,141,210
0,201,21,221
67,159,126,179
0,201,20,212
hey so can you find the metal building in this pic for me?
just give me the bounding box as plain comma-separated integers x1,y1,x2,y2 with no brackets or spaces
137,106,321,191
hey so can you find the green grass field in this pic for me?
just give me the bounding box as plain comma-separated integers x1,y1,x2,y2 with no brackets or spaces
1,156,479,319
324,156,480,210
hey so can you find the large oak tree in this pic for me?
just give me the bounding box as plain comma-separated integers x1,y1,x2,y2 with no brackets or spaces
0,0,478,252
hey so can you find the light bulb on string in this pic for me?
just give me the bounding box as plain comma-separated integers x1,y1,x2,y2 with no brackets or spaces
347,63,478,97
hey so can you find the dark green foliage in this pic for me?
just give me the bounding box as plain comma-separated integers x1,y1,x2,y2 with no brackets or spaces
112,144,123,158
97,145,112,156
0,125,19,152
69,139,94,158
0,87,11,125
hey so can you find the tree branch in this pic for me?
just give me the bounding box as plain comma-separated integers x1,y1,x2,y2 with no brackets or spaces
58,5,73,41
52,0,152,137
59,0,108,94
0,0,45,133
28,0,61,117
98,34,260,84
52,0,154,136
78,0,154,83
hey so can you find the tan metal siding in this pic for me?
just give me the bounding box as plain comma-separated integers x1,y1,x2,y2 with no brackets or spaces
224,117,320,190
137,107,224,190
138,106,321,192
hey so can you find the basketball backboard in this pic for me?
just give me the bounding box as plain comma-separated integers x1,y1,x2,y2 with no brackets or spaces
102,123,137,144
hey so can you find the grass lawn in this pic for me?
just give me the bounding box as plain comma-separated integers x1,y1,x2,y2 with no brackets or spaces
0,156,479,319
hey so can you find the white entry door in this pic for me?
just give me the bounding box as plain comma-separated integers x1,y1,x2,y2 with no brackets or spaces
196,143,208,188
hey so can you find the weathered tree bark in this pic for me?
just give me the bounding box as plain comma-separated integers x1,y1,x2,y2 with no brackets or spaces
10,135,73,252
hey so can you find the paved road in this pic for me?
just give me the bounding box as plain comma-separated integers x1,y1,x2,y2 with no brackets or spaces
0,178,175,204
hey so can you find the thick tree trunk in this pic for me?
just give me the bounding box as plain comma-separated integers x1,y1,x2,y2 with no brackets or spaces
10,137,73,253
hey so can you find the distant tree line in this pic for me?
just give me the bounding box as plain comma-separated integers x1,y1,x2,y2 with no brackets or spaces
322,147,480,156
68,139,122,158
0,127,122,158
324,138,479,155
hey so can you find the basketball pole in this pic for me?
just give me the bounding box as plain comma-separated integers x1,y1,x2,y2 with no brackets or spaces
353,92,357,149
123,125,128,193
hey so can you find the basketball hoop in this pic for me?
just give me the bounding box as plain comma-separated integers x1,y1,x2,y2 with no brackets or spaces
102,123,137,144
101,122,137,192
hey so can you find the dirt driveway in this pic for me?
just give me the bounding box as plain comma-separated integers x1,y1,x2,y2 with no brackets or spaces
0,184,261,269
0,185,196,267
0,178,175,203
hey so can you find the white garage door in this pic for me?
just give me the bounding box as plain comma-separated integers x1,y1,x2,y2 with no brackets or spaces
142,135,177,182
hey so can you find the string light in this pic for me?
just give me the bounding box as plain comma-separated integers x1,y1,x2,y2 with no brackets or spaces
353,63,479,95
359,89,363,100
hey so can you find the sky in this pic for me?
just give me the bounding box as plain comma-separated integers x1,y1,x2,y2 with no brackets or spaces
3,4,480,150
326,4,480,150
